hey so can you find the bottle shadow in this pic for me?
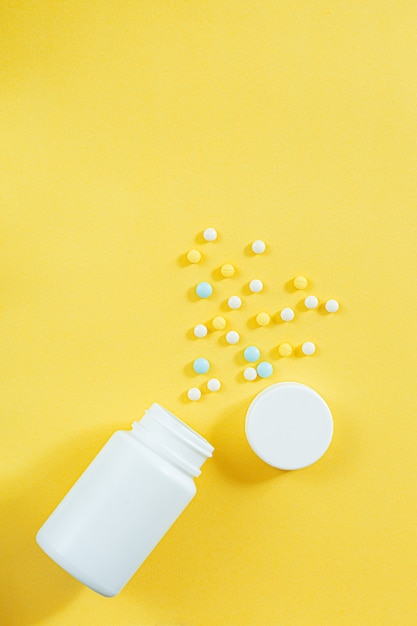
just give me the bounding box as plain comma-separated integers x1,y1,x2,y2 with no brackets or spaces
0,425,113,625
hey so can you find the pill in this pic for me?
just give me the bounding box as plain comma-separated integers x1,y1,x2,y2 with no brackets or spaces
304,295,319,309
193,357,210,374
244,367,258,381
252,240,266,254
221,263,235,278
280,307,295,322
196,282,213,298
257,361,274,378
325,299,339,313
249,279,263,293
207,378,221,392
256,312,270,326
278,342,293,357
294,275,308,289
244,346,261,362
228,295,242,309
226,330,240,344
212,316,227,330
194,324,208,338
187,249,201,264
187,387,201,401
302,341,316,356
203,228,217,242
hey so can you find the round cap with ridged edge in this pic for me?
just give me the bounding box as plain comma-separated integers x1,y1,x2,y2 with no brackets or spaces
245,382,333,470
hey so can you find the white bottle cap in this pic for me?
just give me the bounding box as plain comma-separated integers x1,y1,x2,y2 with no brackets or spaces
245,382,333,470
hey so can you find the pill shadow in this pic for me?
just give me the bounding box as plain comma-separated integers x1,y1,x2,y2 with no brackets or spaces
0,426,112,625
284,278,299,294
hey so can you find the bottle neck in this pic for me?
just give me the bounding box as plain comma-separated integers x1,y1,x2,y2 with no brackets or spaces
130,403,214,477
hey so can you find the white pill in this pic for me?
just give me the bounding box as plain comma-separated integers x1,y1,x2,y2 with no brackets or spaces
252,240,266,254
325,299,339,313
302,341,316,356
249,279,263,293
280,307,295,322
207,378,221,392
187,387,201,401
226,330,240,344
304,295,319,309
194,324,208,338
203,227,217,242
228,295,242,309
244,367,257,381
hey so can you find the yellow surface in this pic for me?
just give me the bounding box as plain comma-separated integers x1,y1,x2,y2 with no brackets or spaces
1,2,417,625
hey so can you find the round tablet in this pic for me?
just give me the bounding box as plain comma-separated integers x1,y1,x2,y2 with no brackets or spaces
244,367,257,381
249,279,263,293
280,307,295,322
194,324,208,338
245,382,334,470
196,282,213,299
294,275,308,290
252,240,266,254
187,387,201,401
256,312,270,327
257,361,273,378
304,295,319,309
278,342,293,357
226,330,240,344
203,228,217,242
212,316,227,330
244,346,261,363
301,341,316,356
228,295,242,309
221,263,235,278
193,358,210,374
207,378,221,392
187,249,201,264
325,299,339,313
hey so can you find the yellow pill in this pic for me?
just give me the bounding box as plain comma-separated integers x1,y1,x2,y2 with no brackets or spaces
256,312,270,327
212,316,227,330
187,249,201,263
221,263,235,277
278,342,293,357
294,275,308,289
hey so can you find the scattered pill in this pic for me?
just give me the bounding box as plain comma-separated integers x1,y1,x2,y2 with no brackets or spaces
196,282,213,298
203,228,217,242
325,299,339,313
226,330,240,344
194,324,208,338
187,387,201,401
244,367,258,381
280,307,295,322
278,342,293,357
187,249,201,264
228,295,242,309
249,279,263,293
257,361,274,378
207,378,221,392
294,275,308,289
256,312,270,327
304,295,319,309
302,341,316,356
193,357,211,374
252,240,266,254
221,263,235,278
244,346,261,363
212,316,227,330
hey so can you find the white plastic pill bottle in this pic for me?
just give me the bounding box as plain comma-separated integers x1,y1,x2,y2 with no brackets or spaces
36,403,214,597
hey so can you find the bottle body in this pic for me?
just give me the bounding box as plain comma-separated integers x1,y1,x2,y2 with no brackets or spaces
36,404,213,597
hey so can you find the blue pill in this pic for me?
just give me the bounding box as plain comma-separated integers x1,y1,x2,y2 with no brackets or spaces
196,282,213,298
257,361,274,378
243,346,261,363
193,357,210,374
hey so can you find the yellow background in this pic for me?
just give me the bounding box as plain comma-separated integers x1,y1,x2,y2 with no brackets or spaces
1,2,417,624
